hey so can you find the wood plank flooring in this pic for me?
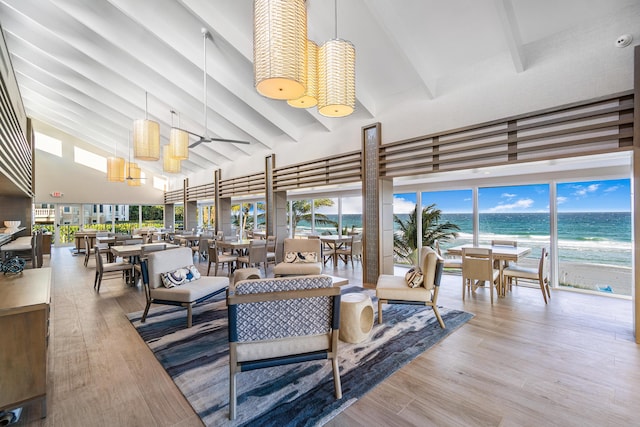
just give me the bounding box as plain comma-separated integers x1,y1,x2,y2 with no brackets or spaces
15,247,640,426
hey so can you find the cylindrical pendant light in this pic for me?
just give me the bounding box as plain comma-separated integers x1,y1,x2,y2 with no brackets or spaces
318,39,355,117
162,145,181,174
288,39,318,108
107,156,125,182
169,110,189,160
318,0,355,117
169,128,189,160
253,0,307,100
126,162,141,187
133,92,160,161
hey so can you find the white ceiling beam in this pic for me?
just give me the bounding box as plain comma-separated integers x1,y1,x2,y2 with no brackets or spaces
494,0,525,73
107,0,312,141
363,0,435,100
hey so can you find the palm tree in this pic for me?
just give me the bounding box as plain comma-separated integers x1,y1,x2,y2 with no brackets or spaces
288,199,337,236
393,203,460,263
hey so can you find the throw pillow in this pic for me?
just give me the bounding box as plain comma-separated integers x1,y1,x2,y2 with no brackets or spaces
284,251,318,263
160,265,201,288
404,267,424,288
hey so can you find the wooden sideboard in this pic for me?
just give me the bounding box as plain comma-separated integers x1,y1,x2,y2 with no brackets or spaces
0,268,51,418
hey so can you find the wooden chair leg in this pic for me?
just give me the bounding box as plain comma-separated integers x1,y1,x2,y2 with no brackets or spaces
432,305,445,329
186,304,193,328
332,357,342,399
141,302,152,323
377,299,383,323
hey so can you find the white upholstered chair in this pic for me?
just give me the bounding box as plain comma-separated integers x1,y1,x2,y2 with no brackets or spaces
139,247,229,327
376,246,446,329
272,238,323,277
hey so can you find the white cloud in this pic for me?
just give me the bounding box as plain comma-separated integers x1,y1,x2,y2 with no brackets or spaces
557,196,567,205
572,183,600,197
486,198,534,213
393,196,417,214
501,192,516,199
604,186,619,193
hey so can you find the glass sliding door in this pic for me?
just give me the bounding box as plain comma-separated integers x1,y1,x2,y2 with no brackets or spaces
556,179,631,296
478,184,550,270
421,189,472,252
57,204,81,245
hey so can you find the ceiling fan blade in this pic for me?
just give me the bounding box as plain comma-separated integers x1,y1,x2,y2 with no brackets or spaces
176,127,204,139
189,139,204,148
204,137,251,145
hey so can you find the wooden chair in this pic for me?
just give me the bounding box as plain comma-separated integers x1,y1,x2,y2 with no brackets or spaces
207,240,238,276
503,247,551,304
227,275,342,420
462,247,500,304
236,240,268,275
336,235,362,268
434,240,462,270
93,246,134,292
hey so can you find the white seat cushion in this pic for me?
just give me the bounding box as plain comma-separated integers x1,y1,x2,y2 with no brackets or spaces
149,276,228,303
376,274,432,301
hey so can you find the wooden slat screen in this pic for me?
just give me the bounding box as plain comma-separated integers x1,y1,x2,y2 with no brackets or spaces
186,182,215,202
218,172,265,198
164,189,183,204
380,92,634,178
272,150,362,191
0,75,32,197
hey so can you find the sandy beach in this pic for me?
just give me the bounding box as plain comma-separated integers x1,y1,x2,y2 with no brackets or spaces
504,258,632,296
558,262,632,296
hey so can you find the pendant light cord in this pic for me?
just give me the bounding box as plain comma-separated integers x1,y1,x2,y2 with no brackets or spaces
202,28,209,137
334,0,338,39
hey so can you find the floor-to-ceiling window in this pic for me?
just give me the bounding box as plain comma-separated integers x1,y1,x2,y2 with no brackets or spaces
421,189,473,252
478,184,550,267
556,178,631,296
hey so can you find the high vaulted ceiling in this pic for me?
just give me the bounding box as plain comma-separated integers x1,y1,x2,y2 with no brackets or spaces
1,0,638,181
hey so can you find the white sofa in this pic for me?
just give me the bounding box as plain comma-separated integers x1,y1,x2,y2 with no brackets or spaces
140,247,229,327
272,238,323,277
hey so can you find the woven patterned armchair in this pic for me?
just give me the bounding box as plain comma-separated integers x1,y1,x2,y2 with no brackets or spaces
227,274,342,420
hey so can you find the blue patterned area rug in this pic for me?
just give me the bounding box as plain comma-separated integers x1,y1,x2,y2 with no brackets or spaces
127,287,473,426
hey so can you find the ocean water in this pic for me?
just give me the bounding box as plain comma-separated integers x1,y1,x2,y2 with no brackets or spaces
298,212,632,267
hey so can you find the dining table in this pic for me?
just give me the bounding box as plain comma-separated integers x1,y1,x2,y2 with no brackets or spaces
446,243,532,297
319,235,353,266
215,239,260,256
110,243,179,285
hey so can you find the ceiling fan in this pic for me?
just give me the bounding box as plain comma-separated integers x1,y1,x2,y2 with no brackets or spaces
178,28,250,149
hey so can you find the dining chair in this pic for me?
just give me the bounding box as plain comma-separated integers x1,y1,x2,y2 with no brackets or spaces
236,240,268,275
491,239,518,269
434,240,462,270
84,234,108,267
207,240,239,277
503,247,551,304
321,239,336,266
462,247,500,304
133,243,168,283
336,235,362,268
93,246,134,293
266,235,277,266
124,238,143,245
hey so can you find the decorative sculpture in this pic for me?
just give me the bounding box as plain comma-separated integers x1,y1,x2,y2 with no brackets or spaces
0,257,26,274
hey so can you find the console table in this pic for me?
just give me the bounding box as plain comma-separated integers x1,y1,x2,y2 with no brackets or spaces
0,268,51,418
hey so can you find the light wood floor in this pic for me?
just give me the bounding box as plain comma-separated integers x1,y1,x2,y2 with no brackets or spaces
16,247,639,426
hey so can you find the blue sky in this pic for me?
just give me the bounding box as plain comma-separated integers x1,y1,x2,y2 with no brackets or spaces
393,178,631,213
